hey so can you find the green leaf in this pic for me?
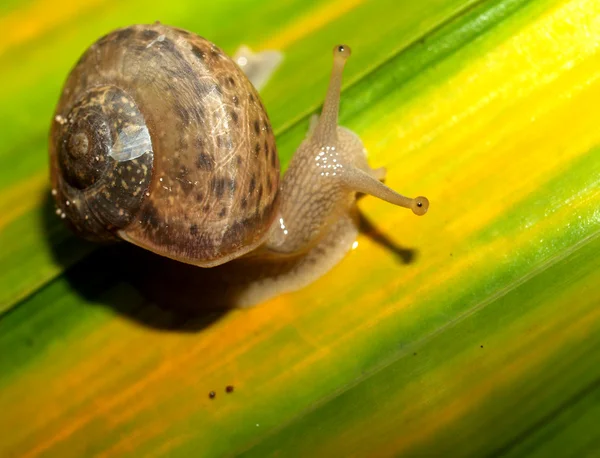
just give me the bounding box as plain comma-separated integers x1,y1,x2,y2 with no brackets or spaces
1,0,599,456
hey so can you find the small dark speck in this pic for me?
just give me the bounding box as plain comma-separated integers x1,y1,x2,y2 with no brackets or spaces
450,253,453,257
217,136,233,149
96,33,110,44
196,152,214,171
212,177,226,198
413,352,417,356
417,202,423,207
480,345,484,348
191,45,206,61
209,391,216,399
141,29,159,40
225,385,234,393
115,28,135,42
253,120,260,134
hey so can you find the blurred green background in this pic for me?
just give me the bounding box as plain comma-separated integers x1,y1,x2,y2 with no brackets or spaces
1,0,599,457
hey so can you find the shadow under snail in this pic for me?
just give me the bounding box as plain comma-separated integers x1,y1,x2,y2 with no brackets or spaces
49,23,429,307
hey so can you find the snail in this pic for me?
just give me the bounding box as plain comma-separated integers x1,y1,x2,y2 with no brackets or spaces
49,23,429,307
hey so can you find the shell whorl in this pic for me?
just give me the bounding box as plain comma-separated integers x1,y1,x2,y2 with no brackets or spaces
50,24,280,265
51,86,154,240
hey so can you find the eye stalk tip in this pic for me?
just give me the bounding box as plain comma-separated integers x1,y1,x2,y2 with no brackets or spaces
334,44,351,60
412,196,429,216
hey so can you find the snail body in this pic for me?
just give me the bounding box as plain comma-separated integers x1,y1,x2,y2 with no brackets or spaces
50,24,428,306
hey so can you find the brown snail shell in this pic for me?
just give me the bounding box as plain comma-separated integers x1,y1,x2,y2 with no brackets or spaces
49,24,279,267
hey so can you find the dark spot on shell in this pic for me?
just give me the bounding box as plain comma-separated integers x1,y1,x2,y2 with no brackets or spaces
196,192,204,202
225,385,234,393
253,120,260,135
217,136,233,150
222,195,277,250
222,220,245,248
227,77,236,87
241,197,248,209
235,155,242,166
141,29,159,40
155,37,175,52
249,93,255,103
191,45,206,61
178,165,189,177
140,203,161,229
209,391,216,399
203,204,211,213
249,176,256,193
254,142,260,156
271,148,277,167
196,152,214,171
115,28,135,42
230,111,239,125
267,175,272,193
212,177,226,199
96,33,110,45
190,224,199,235
176,166,193,195
219,207,227,218
264,140,269,157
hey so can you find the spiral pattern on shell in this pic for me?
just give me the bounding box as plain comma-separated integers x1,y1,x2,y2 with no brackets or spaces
52,86,154,240
49,24,280,266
